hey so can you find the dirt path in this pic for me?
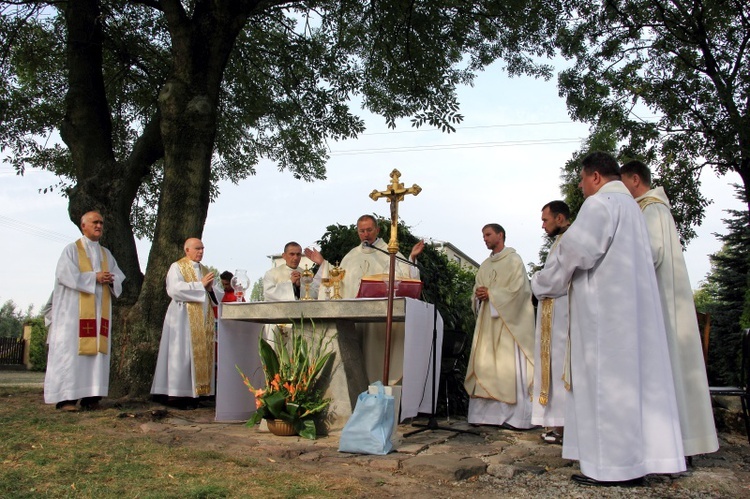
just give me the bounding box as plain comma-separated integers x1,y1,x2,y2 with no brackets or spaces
3,372,748,498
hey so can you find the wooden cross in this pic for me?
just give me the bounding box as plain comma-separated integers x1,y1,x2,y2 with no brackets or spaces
369,169,421,383
369,169,422,253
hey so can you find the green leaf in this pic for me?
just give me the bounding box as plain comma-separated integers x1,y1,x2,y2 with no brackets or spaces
258,338,280,379
297,419,317,440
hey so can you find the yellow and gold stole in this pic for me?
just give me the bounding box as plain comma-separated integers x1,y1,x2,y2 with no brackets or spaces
637,196,667,210
538,298,554,406
538,234,564,405
76,239,111,355
176,257,215,396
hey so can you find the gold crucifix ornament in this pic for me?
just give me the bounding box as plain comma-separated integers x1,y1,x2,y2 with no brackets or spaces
369,169,422,253
369,169,421,384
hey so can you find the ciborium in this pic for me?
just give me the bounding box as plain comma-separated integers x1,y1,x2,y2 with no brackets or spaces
300,265,315,300
320,277,333,300
328,262,346,300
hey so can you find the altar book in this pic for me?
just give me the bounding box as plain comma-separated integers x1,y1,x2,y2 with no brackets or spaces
355,273,423,299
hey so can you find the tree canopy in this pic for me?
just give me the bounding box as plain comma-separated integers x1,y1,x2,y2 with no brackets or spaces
556,0,749,226
1,0,568,395
694,186,750,385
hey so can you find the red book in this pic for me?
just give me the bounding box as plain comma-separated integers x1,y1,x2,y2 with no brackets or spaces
355,274,423,299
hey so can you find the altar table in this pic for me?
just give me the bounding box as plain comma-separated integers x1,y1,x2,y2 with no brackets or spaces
217,298,443,429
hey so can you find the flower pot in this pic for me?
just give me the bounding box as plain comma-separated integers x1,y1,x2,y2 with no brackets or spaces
267,419,296,436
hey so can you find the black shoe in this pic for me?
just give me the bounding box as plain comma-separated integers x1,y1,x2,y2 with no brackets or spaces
166,397,200,410
501,423,538,431
571,474,644,487
56,400,79,412
80,397,102,410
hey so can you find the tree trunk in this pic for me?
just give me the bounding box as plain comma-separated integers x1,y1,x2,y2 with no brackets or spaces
108,1,253,397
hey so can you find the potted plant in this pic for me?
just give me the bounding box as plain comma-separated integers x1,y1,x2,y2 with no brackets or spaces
236,318,334,439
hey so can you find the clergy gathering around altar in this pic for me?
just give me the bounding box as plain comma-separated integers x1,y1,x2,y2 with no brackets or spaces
43,151,719,488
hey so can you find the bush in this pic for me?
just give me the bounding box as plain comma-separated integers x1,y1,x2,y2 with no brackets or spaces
27,318,48,371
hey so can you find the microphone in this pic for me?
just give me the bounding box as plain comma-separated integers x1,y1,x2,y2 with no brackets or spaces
363,241,419,268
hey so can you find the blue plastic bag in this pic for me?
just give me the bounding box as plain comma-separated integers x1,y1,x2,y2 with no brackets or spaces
338,381,395,455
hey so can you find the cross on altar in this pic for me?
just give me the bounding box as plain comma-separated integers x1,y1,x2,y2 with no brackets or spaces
369,169,421,383
369,169,422,253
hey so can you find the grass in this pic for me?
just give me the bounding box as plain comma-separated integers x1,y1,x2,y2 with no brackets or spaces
0,387,362,498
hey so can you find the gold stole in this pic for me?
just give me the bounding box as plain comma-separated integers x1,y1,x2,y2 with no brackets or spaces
76,239,111,355
637,196,667,210
176,257,215,396
538,234,564,404
538,298,554,405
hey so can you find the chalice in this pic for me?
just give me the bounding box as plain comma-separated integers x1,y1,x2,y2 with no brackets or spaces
328,263,346,300
300,265,315,300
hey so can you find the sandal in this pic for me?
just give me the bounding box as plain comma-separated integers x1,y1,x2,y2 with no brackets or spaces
541,430,563,444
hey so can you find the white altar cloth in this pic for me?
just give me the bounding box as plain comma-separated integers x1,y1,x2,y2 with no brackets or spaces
216,297,442,424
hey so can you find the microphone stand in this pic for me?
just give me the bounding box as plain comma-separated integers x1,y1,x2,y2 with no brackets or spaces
363,243,476,437
403,296,477,437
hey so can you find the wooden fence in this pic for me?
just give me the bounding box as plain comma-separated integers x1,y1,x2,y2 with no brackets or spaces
0,337,25,365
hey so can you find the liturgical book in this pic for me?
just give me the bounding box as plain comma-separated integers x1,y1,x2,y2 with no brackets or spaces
355,274,423,299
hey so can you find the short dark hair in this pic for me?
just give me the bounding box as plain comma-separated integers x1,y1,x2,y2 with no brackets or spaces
357,214,378,225
482,223,506,240
542,200,570,220
581,151,621,179
283,241,302,253
220,271,233,281
620,160,652,187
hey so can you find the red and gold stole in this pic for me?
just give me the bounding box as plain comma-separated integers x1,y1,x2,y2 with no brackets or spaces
176,257,215,396
76,239,110,355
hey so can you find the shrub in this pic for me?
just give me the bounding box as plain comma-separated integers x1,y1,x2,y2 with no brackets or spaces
27,318,48,371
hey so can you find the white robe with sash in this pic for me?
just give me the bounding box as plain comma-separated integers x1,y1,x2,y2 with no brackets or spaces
636,187,718,456
151,260,223,397
531,235,569,427
531,181,685,481
45,237,125,404
465,247,535,428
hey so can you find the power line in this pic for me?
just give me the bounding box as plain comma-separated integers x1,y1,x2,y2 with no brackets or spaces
0,215,73,244
360,120,577,136
330,137,584,156
358,115,660,136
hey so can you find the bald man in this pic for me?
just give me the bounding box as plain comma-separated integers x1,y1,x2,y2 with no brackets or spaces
45,211,126,411
151,238,223,409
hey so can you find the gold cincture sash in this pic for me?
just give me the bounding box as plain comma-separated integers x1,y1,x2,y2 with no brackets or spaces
76,239,110,355
538,298,554,406
176,257,215,396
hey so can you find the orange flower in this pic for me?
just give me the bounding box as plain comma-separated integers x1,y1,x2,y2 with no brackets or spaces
270,373,281,391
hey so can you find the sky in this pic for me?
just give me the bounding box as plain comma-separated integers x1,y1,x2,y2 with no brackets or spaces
1,63,745,313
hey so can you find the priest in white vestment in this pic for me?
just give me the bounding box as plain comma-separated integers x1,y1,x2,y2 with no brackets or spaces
262,241,317,341
531,201,571,442
464,224,535,429
304,214,423,384
264,242,318,301
151,238,223,406
45,211,125,411
621,160,719,457
532,152,685,485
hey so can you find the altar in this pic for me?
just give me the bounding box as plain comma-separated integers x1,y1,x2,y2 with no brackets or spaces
217,297,443,429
